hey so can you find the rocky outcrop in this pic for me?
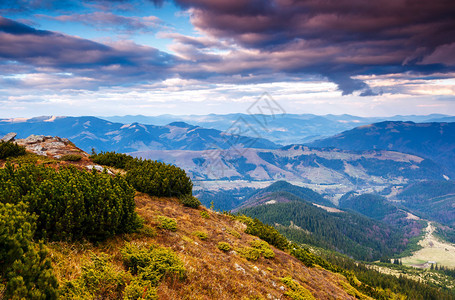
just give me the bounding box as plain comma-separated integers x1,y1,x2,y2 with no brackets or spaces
0,132,17,142
14,134,88,159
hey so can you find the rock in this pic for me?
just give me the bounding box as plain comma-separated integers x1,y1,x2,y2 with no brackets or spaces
0,132,17,142
47,141,65,148
86,165,114,175
23,134,46,144
234,263,245,274
28,144,47,156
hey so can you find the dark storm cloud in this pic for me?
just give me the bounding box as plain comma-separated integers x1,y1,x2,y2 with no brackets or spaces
0,16,176,86
1,1,454,95
0,15,50,35
171,0,455,94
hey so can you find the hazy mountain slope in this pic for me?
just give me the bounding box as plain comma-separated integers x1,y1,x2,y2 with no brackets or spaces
309,121,455,176
102,113,452,144
0,116,279,153
131,145,445,188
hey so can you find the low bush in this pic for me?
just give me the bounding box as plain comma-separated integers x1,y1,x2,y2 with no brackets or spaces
281,276,315,300
250,240,275,259
238,247,261,261
121,243,186,286
229,214,289,250
90,152,193,198
193,231,208,240
61,254,129,299
227,228,241,238
0,141,26,159
244,218,289,251
179,194,201,208
200,211,210,219
123,278,158,300
90,151,134,170
156,216,177,232
217,242,231,252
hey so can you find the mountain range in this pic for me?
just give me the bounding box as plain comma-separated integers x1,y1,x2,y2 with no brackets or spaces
0,116,278,153
102,113,454,144
2,115,454,206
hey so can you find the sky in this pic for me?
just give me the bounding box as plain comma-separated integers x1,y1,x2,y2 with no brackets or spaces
0,0,454,118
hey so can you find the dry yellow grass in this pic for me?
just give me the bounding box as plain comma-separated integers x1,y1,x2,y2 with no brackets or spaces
46,192,365,299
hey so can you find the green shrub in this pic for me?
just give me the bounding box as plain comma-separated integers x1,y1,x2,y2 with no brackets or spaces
126,160,192,198
238,247,261,261
121,243,186,286
200,211,210,219
156,216,177,232
91,152,193,198
123,278,158,300
90,151,134,170
60,154,82,161
217,242,231,252
290,248,315,267
0,141,26,159
193,231,208,240
0,202,58,299
250,240,275,259
61,254,129,299
230,215,289,251
281,276,315,300
227,228,241,238
262,248,275,259
0,163,141,241
179,194,201,208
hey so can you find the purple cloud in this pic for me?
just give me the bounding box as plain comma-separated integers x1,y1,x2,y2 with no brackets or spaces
171,0,455,94
0,16,176,87
42,12,162,33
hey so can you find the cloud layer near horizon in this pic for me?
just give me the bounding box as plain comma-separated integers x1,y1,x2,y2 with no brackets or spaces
0,0,454,116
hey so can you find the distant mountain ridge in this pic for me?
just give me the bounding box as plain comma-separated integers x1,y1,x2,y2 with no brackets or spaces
309,121,455,176
0,116,279,153
132,144,445,204
101,113,453,144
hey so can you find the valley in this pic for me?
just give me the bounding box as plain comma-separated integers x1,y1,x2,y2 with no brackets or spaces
402,222,455,269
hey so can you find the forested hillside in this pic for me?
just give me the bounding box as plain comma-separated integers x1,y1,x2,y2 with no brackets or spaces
396,181,455,228
240,196,412,261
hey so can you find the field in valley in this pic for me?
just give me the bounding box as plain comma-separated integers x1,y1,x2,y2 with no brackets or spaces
402,222,455,268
